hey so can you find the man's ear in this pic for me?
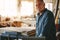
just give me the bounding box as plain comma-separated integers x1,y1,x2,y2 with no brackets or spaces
43,3,45,6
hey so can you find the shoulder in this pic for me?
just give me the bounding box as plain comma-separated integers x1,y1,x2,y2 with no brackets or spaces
46,9,54,18
46,9,55,22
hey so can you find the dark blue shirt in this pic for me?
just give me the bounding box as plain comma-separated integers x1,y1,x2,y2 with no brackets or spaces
36,8,56,40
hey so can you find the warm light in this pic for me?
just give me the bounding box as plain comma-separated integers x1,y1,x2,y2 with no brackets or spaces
20,1,33,16
0,0,17,17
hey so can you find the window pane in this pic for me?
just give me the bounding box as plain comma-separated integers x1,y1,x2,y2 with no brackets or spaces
20,1,33,16
0,0,17,17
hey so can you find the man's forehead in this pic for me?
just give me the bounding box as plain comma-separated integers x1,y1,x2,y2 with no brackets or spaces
36,0,44,3
36,0,43,2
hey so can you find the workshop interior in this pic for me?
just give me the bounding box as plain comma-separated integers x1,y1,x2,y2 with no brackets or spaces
0,0,60,40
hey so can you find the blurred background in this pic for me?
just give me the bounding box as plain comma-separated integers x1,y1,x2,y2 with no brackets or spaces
0,0,60,27
0,0,60,40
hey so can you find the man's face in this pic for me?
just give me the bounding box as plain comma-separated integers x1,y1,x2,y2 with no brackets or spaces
36,0,45,12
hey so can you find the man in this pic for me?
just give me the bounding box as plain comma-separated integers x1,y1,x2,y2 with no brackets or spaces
36,0,56,40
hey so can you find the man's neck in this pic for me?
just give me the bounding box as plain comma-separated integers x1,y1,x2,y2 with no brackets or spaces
39,8,46,15
40,13,42,16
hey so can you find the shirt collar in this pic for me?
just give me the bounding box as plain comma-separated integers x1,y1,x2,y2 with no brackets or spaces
37,8,47,16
